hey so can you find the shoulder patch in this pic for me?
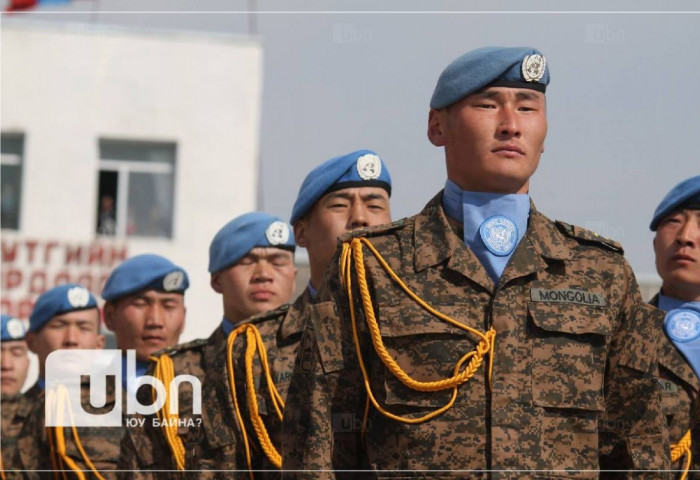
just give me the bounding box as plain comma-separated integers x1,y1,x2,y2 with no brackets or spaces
555,220,623,254
245,303,291,326
153,337,210,359
338,217,408,243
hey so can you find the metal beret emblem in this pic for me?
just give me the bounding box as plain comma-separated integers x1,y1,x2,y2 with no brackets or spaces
163,271,185,291
356,154,382,180
67,286,90,308
6,318,24,339
265,221,290,246
521,54,546,82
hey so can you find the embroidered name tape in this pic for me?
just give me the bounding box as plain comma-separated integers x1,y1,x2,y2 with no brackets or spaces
530,288,606,307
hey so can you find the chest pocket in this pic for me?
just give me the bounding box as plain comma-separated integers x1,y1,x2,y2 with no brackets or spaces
376,304,488,410
529,302,611,411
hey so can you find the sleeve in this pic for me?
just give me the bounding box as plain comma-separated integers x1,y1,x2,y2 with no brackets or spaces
598,261,671,479
192,345,247,475
10,403,46,480
690,394,700,472
282,264,369,479
118,422,158,480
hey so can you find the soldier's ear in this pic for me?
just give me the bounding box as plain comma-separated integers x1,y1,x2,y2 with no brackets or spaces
103,303,116,331
25,332,38,354
427,109,446,147
294,220,309,249
210,273,223,294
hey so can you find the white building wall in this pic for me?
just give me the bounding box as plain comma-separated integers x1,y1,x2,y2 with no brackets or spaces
1,21,263,355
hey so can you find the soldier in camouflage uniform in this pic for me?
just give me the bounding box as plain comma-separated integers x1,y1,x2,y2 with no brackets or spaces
0,314,30,475
648,175,700,477
281,46,670,479
190,150,393,478
11,284,110,478
118,213,297,477
94,253,190,478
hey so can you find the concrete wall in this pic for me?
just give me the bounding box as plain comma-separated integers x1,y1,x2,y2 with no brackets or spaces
1,22,264,388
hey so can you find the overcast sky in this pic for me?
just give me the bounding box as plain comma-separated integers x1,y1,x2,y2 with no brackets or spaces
3,0,699,280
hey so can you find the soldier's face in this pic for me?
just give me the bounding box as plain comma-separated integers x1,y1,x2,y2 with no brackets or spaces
294,186,391,287
1,340,30,395
654,208,700,301
428,86,547,194
104,290,186,362
26,309,104,378
211,247,297,325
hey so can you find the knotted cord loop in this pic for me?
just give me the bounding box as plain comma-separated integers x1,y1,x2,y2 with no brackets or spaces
340,237,496,425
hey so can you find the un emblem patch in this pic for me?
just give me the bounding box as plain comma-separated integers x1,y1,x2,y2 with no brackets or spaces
665,309,700,343
479,215,518,256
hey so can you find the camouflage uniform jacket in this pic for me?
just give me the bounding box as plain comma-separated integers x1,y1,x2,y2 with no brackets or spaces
191,289,311,478
690,395,700,476
118,325,227,479
14,380,122,479
649,294,700,473
1,384,41,474
281,193,670,479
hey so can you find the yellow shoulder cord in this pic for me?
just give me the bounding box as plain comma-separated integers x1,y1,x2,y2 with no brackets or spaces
45,385,106,480
45,389,65,479
226,323,284,478
339,237,496,428
670,429,691,480
0,450,6,480
150,354,186,470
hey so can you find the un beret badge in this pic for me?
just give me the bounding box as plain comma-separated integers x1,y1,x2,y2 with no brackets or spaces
356,154,382,180
521,54,546,82
163,271,185,291
6,318,24,339
67,286,90,307
265,221,290,246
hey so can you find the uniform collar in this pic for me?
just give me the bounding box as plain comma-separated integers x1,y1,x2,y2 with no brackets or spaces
279,287,313,342
413,192,574,291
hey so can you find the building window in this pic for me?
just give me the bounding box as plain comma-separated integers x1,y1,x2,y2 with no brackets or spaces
98,139,176,239
1,133,24,231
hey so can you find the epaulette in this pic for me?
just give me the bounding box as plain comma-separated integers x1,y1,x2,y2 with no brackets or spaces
338,217,408,243
555,220,624,254
243,303,291,326
152,337,210,359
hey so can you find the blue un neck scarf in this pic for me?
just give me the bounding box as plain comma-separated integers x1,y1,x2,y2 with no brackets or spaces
307,281,318,301
658,294,700,379
442,179,530,283
222,317,235,336
121,355,150,392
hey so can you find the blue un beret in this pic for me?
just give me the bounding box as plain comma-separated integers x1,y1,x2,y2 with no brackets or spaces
290,149,392,224
650,175,700,231
29,284,98,333
209,212,296,273
1,314,26,341
101,254,189,302
430,46,550,109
